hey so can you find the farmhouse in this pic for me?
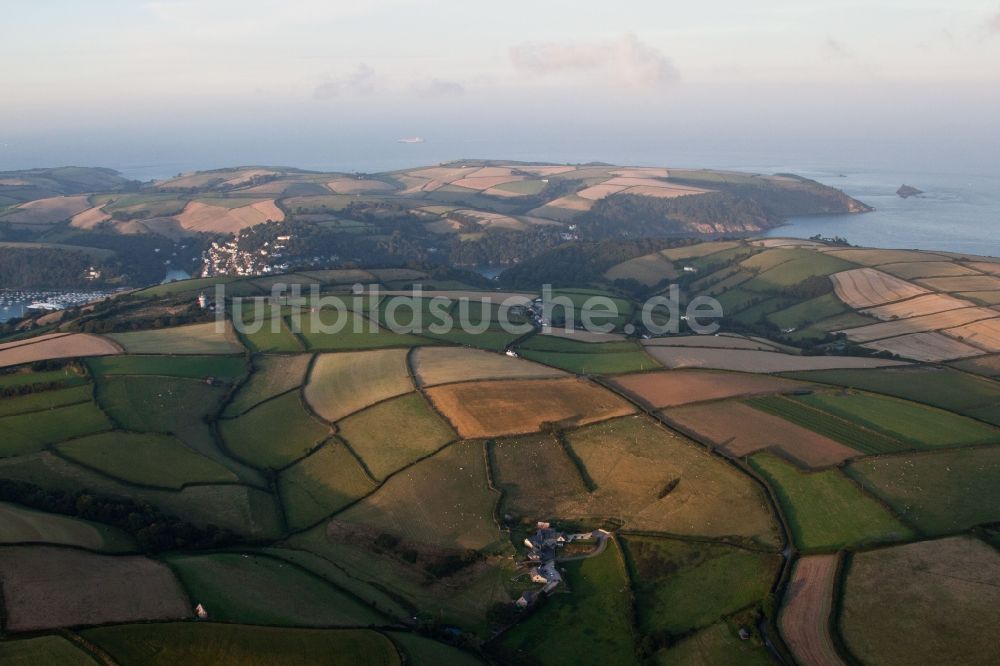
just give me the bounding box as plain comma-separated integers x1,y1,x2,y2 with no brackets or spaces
516,521,606,608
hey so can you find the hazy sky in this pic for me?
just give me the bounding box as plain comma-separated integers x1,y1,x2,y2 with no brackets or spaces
3,1,1000,174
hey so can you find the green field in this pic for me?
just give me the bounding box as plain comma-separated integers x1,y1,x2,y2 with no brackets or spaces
220,392,331,469
0,501,135,551
97,375,225,433
82,624,399,665
279,441,377,529
337,392,456,480
337,441,501,550
498,541,639,666
87,355,247,380
224,354,312,416
0,400,113,457
846,446,1000,534
782,366,1000,426
786,312,875,342
623,536,779,636
0,365,88,389
237,314,304,352
166,553,387,626
750,453,913,551
107,322,245,354
0,635,97,665
0,384,92,417
518,336,639,354
417,326,524,353
652,621,773,666
387,632,484,665
56,431,236,488
795,391,999,448
519,348,660,374
740,250,855,291
766,293,847,330
745,395,906,455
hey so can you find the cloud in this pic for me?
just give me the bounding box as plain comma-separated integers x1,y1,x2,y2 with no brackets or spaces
314,64,376,99
410,78,465,97
509,33,679,88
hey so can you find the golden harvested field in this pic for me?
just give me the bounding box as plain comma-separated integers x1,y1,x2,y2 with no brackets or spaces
944,317,1000,352
448,209,524,230
0,333,121,368
751,238,828,248
69,205,111,229
661,241,742,261
860,293,972,320
877,261,980,279
326,177,395,193
830,268,928,308
643,334,778,351
839,307,999,342
622,185,704,198
863,331,985,362
577,183,629,200
175,200,284,233
611,370,807,408
0,545,189,631
603,252,677,286
406,166,475,181
642,345,907,373
963,261,1000,276
412,347,565,387
779,555,844,666
425,377,634,438
304,349,413,422
823,248,951,265
518,165,578,176
450,175,524,190
959,290,1000,305
917,275,1000,292
543,194,593,211
840,537,1000,666
666,401,859,468
2,195,92,226
610,167,671,178
566,416,779,543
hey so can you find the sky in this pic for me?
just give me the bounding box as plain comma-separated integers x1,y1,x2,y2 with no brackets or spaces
2,1,1000,175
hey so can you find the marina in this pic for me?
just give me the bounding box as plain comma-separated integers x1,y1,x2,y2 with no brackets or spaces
0,289,111,324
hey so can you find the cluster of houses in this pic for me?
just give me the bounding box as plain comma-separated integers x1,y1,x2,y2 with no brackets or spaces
200,234,294,277
514,521,609,609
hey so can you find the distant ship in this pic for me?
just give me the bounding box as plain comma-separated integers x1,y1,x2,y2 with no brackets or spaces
397,137,425,144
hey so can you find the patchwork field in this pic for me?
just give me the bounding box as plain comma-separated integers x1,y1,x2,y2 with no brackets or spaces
623,536,780,635
862,330,984,361
839,306,998,342
0,545,189,631
1,194,92,226
877,260,981,279
779,555,843,666
830,268,928,308
490,433,591,519
335,441,501,550
642,334,778,351
750,453,913,551
859,292,972,320
823,247,951,265
56,431,237,489
519,348,660,375
166,552,386,626
566,416,779,543
412,346,564,386
612,369,806,408
225,353,311,416
840,537,1000,666
666,401,859,468
0,383,93,418
846,446,1000,534
603,252,677,286
107,322,243,354
0,332,121,368
0,400,113,458
279,441,377,529
87,354,247,380
81,624,400,666
336,392,456,480
917,274,1000,292
0,502,134,551
220,392,331,469
642,345,907,372
950,353,1000,377
297,309,427,351
653,621,772,665
945,316,1000,352
304,349,413,422
425,377,634,438
174,199,284,233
